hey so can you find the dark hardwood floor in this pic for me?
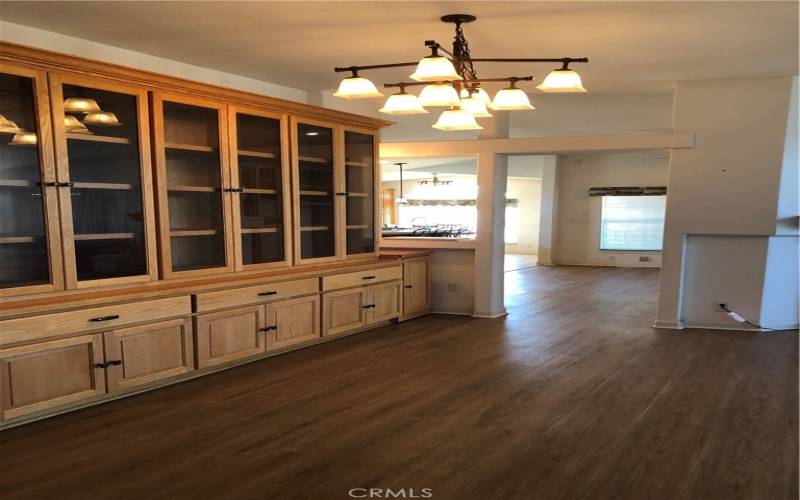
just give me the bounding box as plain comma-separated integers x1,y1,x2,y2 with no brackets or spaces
1,266,797,500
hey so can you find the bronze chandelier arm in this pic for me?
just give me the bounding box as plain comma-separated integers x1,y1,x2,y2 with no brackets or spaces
382,76,534,89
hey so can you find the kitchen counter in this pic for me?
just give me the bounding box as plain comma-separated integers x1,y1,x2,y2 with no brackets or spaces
380,237,478,250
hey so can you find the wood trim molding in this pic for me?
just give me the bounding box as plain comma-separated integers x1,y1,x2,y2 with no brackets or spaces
0,41,393,130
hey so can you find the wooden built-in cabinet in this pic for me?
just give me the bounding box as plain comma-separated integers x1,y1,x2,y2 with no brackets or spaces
0,334,105,421
265,295,320,351
0,44,433,428
322,281,401,336
194,305,265,368
0,64,63,296
152,93,235,278
50,74,159,288
402,257,432,320
103,318,194,391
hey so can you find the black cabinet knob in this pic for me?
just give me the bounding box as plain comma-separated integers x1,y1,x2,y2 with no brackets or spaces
90,315,119,322
258,291,278,296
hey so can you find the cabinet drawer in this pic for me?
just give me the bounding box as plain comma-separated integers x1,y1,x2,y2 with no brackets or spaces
0,296,191,347
194,278,319,313
322,266,401,291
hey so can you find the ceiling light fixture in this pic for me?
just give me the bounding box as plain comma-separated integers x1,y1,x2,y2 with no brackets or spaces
333,14,588,131
332,69,383,99
418,83,461,107
459,91,492,118
432,106,483,131
418,174,453,186
379,85,428,115
492,79,535,110
536,61,587,93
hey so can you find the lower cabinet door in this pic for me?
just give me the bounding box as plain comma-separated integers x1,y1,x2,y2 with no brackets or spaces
195,305,266,368
367,281,401,325
103,318,195,391
323,288,367,337
265,295,321,351
0,334,106,421
403,257,431,317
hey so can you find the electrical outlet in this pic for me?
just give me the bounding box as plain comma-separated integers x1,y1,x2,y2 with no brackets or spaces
608,255,616,262
639,255,650,262
447,283,459,293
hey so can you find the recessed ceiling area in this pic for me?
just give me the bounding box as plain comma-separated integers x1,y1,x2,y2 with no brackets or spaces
1,1,797,94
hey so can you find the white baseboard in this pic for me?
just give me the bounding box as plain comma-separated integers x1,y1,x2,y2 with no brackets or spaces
472,308,508,318
430,310,473,316
651,320,684,330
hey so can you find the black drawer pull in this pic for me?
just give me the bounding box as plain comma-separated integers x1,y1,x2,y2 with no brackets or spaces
404,285,413,288
258,291,278,296
361,276,376,280
260,326,277,332
90,315,119,322
95,360,122,369
362,304,376,309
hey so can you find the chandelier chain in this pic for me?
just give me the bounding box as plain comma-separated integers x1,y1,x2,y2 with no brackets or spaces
453,23,478,85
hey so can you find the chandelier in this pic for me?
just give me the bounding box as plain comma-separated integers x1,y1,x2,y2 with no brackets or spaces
333,14,589,131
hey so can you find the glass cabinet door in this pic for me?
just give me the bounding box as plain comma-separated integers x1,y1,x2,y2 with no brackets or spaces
154,95,232,277
50,76,156,287
0,66,62,293
229,109,290,269
293,120,337,262
343,129,377,256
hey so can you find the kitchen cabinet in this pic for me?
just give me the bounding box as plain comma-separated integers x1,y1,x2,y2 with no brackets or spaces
195,305,265,368
103,318,194,391
0,334,106,421
265,295,320,350
402,256,431,319
323,287,368,336
366,281,401,325
342,127,378,258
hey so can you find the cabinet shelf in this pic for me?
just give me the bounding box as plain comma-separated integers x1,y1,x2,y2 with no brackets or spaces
345,160,371,168
72,182,135,190
300,226,330,232
0,235,37,244
238,149,276,159
171,229,218,237
67,133,131,145
347,192,369,198
299,190,329,196
242,188,276,195
241,227,279,234
165,142,217,153
0,179,35,187
346,225,369,230
74,233,135,241
298,156,330,165
168,185,219,193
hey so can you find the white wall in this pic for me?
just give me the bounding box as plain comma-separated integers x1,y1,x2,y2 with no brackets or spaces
511,92,674,138
0,21,309,102
506,178,541,255
554,150,669,267
429,250,476,315
656,77,797,329
760,236,799,329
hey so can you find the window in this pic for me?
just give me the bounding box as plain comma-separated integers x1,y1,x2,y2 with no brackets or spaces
600,195,666,251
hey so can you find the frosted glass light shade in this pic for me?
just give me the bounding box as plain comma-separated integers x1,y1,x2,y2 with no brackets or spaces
10,130,37,146
492,87,535,110
460,87,492,106
63,97,102,114
379,91,428,115
418,84,460,107
432,107,482,131
459,96,492,118
333,77,383,99
64,115,92,134
83,111,122,126
536,69,587,93
410,56,462,82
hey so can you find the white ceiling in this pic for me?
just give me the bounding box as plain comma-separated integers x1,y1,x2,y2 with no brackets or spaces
1,1,797,93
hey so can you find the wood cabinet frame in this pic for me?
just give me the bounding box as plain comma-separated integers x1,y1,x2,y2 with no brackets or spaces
290,116,343,265
340,125,380,261
48,73,159,289
151,91,235,279
0,63,65,297
227,105,293,270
